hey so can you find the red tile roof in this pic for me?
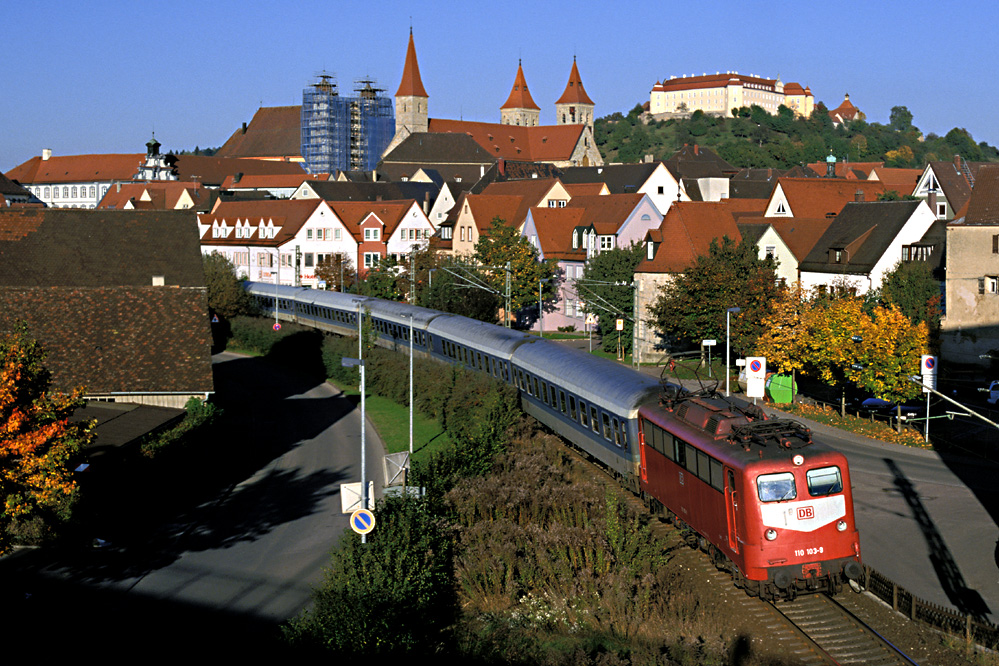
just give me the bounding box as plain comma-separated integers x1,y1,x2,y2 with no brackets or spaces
328,200,413,240
464,194,530,233
501,61,540,111
636,201,743,274
566,193,645,234
555,58,594,106
771,178,887,219
220,172,331,190
97,181,212,210
868,167,922,196
6,153,144,184
737,216,835,262
828,94,862,122
174,155,305,185
428,118,585,162
395,30,428,98
480,177,563,204
806,161,883,179
529,207,587,260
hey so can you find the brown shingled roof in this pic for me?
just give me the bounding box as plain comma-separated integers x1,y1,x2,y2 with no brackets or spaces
566,193,645,234
215,106,304,160
501,61,540,111
5,153,144,184
960,164,999,225
328,200,412,240
200,199,324,246
529,207,587,260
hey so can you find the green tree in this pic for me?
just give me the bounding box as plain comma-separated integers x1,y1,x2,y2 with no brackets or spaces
359,255,406,300
473,218,557,325
889,105,914,132
754,281,811,375
879,261,941,330
203,251,255,318
578,244,646,354
648,236,780,353
315,253,356,293
418,259,500,323
1,325,92,554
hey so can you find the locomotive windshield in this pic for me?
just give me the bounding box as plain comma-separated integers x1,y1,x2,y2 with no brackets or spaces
806,466,843,496
757,472,796,502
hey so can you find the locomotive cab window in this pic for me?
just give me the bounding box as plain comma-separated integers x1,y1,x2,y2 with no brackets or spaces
806,466,843,496
757,472,796,502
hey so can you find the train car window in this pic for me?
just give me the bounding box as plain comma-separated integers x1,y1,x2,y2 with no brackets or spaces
602,413,612,441
685,444,698,475
476,352,482,370
533,377,541,398
757,472,796,502
674,438,685,466
559,391,566,414
579,400,588,427
619,421,628,449
569,396,578,420
612,418,621,446
549,384,557,406
648,424,661,454
696,450,710,483
806,466,843,496
590,406,600,433
503,363,509,383
540,381,549,404
710,458,724,491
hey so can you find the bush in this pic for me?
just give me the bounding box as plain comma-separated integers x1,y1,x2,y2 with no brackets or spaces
284,496,456,655
140,396,220,458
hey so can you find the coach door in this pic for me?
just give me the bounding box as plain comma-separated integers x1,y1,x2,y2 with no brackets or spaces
724,468,739,554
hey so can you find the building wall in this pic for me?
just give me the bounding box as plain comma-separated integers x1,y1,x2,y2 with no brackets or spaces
650,75,810,119
635,272,675,360
941,225,999,363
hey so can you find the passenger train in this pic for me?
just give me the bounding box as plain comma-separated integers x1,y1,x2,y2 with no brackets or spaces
245,282,863,600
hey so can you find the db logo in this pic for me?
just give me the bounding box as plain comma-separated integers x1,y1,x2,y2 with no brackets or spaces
797,506,815,520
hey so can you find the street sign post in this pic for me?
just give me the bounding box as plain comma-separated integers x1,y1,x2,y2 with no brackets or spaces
921,355,938,443
350,508,376,535
702,339,716,377
746,356,766,400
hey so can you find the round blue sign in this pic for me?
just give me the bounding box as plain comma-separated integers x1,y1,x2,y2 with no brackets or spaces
925,357,935,370
350,508,376,535
750,360,762,373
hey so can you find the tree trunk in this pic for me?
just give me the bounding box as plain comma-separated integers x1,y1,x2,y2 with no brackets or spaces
897,405,903,434
840,387,846,417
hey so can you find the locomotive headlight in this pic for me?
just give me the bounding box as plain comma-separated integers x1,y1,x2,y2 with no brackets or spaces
765,528,778,541
836,520,848,532
792,454,804,466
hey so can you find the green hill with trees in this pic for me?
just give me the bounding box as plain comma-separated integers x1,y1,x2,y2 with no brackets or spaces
595,103,999,169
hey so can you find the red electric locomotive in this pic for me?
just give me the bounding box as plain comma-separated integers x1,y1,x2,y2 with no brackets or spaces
638,389,862,600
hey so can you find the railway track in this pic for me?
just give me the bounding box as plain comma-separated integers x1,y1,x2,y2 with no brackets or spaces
773,592,919,665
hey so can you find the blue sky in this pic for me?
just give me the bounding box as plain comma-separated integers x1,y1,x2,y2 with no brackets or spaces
3,0,998,173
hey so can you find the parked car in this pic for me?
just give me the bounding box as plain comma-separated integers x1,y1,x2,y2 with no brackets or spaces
851,396,923,416
983,380,999,405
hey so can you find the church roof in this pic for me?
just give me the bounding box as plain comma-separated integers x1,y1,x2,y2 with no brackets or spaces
215,105,303,160
555,58,594,106
428,118,585,163
395,29,428,98
501,61,540,111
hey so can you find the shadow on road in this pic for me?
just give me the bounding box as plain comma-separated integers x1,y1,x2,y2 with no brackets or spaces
884,458,991,620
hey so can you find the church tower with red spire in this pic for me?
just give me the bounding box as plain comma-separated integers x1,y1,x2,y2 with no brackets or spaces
386,28,429,155
555,57,595,132
500,60,540,127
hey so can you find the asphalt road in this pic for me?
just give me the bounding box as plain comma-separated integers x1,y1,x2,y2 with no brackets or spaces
0,351,384,656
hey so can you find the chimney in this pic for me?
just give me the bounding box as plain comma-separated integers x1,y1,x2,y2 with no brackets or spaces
423,191,430,215
644,154,653,163
927,188,938,213
241,122,247,134
498,158,505,176
42,148,52,161
855,189,864,202
116,182,121,193
954,154,961,169
694,144,699,156
233,172,243,184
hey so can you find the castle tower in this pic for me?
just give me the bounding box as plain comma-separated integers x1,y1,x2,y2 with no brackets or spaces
500,60,540,127
555,57,595,132
387,29,428,154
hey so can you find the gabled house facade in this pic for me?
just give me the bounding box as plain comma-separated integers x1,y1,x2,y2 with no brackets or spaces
561,162,682,215
913,156,987,221
763,178,887,218
797,200,936,294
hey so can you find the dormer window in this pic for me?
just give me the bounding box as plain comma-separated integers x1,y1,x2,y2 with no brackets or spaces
647,241,654,260
572,231,578,249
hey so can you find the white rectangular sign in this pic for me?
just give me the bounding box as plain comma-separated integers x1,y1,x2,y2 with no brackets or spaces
702,339,717,347
340,481,375,513
920,355,937,393
746,356,766,399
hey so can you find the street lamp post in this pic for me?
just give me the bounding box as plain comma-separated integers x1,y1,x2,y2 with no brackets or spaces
726,307,741,397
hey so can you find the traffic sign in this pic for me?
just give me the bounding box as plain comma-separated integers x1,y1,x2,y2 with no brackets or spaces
273,322,282,331
616,318,624,331
702,339,717,347
211,314,219,324
350,508,376,535
920,355,937,393
746,356,766,399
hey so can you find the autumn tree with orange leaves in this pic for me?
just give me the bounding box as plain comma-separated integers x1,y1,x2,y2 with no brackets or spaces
0,324,92,554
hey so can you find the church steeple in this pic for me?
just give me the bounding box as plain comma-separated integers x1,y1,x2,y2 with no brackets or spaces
555,56,595,131
387,28,429,155
500,60,540,127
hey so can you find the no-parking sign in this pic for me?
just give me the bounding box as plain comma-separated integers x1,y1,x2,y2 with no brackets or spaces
746,356,766,399
921,355,937,393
